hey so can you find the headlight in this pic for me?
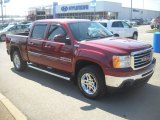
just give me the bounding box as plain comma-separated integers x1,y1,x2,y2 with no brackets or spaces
113,55,131,68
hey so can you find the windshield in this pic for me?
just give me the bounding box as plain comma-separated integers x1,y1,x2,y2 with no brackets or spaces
68,21,113,41
3,25,14,32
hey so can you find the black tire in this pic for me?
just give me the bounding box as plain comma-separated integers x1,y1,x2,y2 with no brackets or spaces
132,33,138,40
77,65,106,99
12,51,27,71
0,34,6,42
151,25,154,29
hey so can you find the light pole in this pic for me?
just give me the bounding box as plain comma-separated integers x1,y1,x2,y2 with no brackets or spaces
3,5,6,21
0,0,4,27
142,0,144,19
130,0,132,20
90,0,96,20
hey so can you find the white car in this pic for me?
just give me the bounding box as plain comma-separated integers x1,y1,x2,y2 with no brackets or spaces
97,20,138,40
0,24,28,41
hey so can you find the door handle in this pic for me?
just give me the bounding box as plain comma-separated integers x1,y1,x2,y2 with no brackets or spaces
28,42,35,45
44,45,52,48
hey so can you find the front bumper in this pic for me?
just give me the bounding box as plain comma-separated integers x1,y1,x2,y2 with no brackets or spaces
105,58,156,88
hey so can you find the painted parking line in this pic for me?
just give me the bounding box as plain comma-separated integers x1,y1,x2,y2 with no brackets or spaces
0,93,27,120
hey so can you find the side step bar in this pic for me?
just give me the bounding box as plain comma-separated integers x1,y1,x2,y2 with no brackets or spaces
28,64,71,81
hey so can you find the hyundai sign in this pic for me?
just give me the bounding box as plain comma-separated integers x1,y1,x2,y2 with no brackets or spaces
61,5,89,12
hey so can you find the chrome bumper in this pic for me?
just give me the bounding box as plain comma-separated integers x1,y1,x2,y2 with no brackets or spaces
105,68,154,88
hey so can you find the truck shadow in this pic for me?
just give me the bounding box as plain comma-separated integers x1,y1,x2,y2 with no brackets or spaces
11,67,160,120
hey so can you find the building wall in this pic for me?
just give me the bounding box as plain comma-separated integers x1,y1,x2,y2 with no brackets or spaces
119,7,160,20
56,1,121,13
28,1,160,21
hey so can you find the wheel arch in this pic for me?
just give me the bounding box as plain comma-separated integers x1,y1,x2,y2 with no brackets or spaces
73,60,104,83
10,46,21,61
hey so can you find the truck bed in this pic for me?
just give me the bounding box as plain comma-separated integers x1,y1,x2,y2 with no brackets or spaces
6,33,29,61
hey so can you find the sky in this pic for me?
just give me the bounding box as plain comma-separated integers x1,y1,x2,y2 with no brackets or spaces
2,0,160,16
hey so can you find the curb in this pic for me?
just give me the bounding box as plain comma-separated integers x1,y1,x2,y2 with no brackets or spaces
0,93,27,120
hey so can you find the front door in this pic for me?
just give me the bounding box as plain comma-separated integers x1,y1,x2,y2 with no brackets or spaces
111,21,124,37
42,24,73,73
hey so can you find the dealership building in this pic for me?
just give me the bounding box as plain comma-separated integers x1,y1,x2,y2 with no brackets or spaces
28,1,160,21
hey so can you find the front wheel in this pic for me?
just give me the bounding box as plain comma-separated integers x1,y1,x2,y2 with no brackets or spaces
132,33,138,40
77,65,106,99
13,51,27,71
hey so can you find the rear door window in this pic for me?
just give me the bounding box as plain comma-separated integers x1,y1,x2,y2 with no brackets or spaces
31,24,47,39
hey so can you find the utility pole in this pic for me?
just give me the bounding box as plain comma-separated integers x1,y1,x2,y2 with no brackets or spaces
130,0,132,20
0,0,4,27
90,0,96,20
142,0,144,19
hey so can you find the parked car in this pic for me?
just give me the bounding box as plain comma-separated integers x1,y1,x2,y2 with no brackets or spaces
124,20,137,27
150,19,156,29
97,20,138,39
25,22,33,31
5,19,156,99
0,24,28,41
150,18,160,29
0,23,9,30
131,19,144,25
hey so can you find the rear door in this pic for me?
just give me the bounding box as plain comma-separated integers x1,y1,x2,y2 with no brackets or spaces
27,23,48,64
42,24,73,73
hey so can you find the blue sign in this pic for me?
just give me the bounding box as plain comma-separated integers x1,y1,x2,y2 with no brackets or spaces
90,0,96,7
61,5,89,12
4,0,10,3
61,6,68,12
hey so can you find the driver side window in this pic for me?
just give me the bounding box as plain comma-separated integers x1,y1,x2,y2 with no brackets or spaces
122,21,130,28
48,25,66,42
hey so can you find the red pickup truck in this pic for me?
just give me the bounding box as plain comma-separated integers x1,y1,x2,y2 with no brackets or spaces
6,19,156,99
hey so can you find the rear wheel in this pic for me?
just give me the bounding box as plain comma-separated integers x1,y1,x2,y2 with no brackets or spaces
13,51,27,71
77,65,106,99
0,34,6,42
132,33,138,40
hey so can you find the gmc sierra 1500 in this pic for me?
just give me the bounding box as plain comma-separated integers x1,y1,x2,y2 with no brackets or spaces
6,19,156,99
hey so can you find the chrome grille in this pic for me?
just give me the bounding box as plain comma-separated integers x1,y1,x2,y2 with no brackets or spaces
131,48,153,70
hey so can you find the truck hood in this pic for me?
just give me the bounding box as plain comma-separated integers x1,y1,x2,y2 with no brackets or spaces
80,37,151,54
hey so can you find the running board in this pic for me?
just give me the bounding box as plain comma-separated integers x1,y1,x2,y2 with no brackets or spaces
28,64,71,81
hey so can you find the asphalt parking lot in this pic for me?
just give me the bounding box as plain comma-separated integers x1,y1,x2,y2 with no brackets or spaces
0,25,160,120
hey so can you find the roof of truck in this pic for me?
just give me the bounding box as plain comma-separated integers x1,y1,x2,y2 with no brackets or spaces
35,19,90,24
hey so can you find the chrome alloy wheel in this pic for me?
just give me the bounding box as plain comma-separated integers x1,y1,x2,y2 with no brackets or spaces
81,73,97,95
13,54,21,69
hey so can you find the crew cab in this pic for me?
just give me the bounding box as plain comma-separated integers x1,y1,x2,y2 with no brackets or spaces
97,20,138,40
5,19,156,99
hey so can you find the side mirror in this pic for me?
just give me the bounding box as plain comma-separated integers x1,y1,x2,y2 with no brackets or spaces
129,25,132,28
54,34,65,42
54,34,71,45
113,34,119,37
